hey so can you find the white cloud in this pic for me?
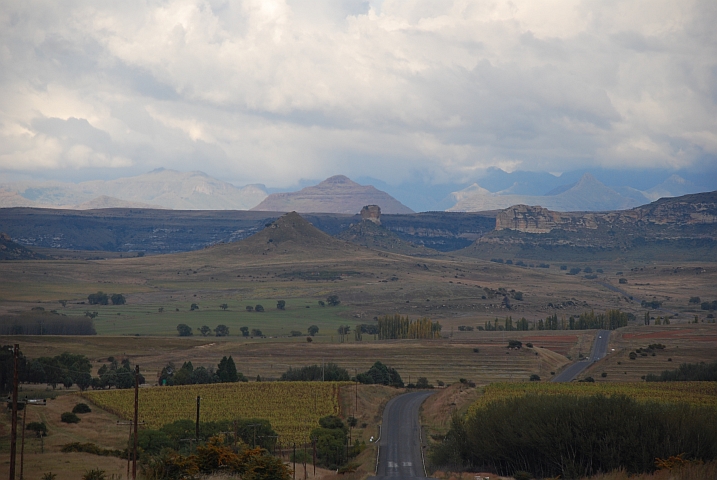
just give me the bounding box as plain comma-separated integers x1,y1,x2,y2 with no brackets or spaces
0,0,715,186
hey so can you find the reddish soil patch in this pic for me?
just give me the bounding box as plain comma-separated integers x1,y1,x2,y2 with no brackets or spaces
622,330,717,340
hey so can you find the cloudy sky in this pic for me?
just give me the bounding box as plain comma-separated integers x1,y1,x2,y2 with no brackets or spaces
1,0,716,188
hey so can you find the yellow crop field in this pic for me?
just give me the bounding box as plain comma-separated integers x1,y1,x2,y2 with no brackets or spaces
469,382,717,417
81,382,347,444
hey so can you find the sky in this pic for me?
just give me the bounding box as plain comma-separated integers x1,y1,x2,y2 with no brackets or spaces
1,0,716,188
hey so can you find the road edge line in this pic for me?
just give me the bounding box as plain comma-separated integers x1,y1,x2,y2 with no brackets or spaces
374,424,381,475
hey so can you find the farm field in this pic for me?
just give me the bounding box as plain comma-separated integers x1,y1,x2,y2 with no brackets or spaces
469,381,717,415
81,381,344,444
8,331,576,386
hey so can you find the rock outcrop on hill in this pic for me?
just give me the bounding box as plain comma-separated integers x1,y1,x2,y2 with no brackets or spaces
251,176,414,214
360,205,382,224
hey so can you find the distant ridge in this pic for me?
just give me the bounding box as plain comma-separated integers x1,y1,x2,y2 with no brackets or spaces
448,173,640,212
0,169,267,210
251,175,414,214
74,195,167,210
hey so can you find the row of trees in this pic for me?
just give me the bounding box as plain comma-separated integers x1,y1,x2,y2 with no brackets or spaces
177,324,321,338
0,348,143,393
159,356,247,386
482,310,631,332
0,314,96,335
376,315,442,340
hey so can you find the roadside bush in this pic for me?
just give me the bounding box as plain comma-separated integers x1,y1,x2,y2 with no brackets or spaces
61,412,80,423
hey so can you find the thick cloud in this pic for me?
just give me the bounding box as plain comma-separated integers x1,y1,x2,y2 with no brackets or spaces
1,0,715,186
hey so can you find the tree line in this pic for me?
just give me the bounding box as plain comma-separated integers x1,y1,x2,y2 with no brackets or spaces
159,356,247,386
646,361,717,382
0,310,96,335
481,310,630,331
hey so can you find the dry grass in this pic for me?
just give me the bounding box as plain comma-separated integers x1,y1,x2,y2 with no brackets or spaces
1,392,130,480
583,462,717,480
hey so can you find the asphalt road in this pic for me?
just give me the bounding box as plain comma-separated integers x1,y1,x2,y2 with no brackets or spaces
369,390,435,480
551,329,610,382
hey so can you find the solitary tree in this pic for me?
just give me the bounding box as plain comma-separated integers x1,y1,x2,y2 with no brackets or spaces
214,324,229,337
240,326,250,337
327,295,340,306
246,306,254,312
277,300,286,310
198,325,211,336
251,328,263,337
176,324,193,336
255,304,265,312
190,303,199,311
219,303,229,311
308,325,319,336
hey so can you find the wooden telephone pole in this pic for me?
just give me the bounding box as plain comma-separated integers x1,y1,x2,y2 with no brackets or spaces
9,344,19,480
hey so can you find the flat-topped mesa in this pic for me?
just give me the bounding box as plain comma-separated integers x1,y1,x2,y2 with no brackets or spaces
360,205,381,224
495,205,598,233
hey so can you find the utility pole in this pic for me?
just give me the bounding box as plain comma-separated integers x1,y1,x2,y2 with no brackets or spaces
9,344,19,480
133,365,139,480
117,420,144,478
354,368,358,413
312,437,317,476
195,396,201,442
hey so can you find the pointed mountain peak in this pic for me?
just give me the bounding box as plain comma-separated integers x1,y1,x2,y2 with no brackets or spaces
318,175,360,187
575,173,600,185
251,176,413,214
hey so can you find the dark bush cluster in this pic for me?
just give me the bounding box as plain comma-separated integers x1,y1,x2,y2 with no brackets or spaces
646,361,717,382
280,363,349,382
430,394,717,479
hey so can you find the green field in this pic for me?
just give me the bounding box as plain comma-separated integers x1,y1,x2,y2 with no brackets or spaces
80,298,350,336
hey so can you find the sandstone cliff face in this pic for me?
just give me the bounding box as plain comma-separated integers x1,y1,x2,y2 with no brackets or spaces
494,192,717,235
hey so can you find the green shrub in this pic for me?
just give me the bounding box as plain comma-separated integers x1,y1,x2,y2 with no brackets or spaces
72,403,92,414
61,412,80,423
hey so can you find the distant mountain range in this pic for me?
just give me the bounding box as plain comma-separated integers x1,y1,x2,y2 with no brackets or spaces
0,168,709,213
0,169,267,210
251,175,414,214
447,173,705,212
